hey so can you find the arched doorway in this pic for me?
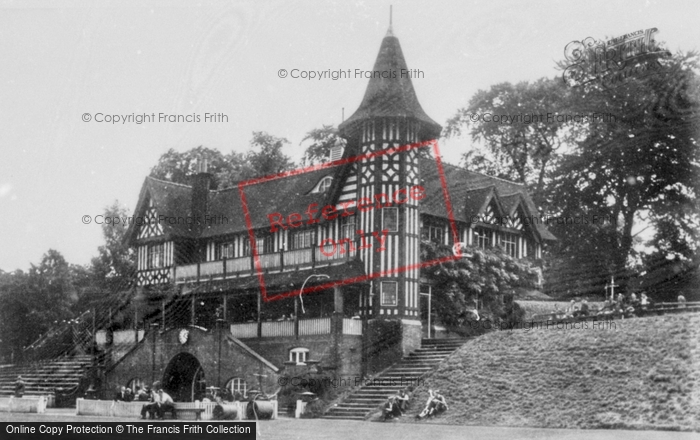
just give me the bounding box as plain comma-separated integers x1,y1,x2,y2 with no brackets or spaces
162,353,206,402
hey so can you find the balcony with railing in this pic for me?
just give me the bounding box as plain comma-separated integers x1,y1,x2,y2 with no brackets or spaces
172,244,357,284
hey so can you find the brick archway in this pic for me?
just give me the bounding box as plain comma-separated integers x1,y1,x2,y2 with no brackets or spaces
162,352,206,402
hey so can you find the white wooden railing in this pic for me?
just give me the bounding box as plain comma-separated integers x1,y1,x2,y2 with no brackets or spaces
342,318,362,335
299,318,331,335
200,260,224,279
259,253,281,269
229,323,258,339
284,248,313,266
261,321,294,337
175,264,198,281
227,257,252,273
229,317,361,338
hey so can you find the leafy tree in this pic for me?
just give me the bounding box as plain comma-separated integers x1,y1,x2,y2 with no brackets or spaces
26,250,78,328
77,201,139,329
149,132,295,189
90,201,136,291
420,242,537,331
300,125,346,166
0,269,31,362
149,146,228,188
549,49,700,290
246,131,294,177
444,78,576,208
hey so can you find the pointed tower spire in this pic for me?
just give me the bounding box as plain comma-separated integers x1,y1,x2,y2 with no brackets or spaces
339,16,441,141
386,5,394,37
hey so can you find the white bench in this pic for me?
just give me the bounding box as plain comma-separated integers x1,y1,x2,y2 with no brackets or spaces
75,399,277,420
0,396,48,413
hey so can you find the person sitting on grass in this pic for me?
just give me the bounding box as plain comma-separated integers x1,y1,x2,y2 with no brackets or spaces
416,389,448,419
382,396,401,421
395,389,409,413
575,299,590,317
432,390,448,415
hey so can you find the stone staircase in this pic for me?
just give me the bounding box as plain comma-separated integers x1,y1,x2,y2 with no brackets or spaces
0,355,93,397
324,338,466,420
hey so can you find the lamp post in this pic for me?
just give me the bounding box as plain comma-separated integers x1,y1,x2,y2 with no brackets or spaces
150,322,159,384
299,274,330,314
419,286,432,339
216,318,225,388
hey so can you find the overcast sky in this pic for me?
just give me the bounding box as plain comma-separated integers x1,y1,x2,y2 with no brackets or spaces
1,0,698,272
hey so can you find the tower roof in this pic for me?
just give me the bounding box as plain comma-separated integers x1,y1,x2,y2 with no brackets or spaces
339,29,442,140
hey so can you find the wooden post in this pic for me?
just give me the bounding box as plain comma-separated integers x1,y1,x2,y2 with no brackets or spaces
257,291,262,338
191,294,196,326
334,286,344,315
92,308,96,355
294,297,299,339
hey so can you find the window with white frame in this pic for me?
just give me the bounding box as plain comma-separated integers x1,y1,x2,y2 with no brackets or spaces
220,242,235,259
224,377,247,399
291,230,314,250
148,243,165,269
341,215,356,239
421,224,444,243
255,234,274,254
500,232,518,257
382,207,398,232
380,281,398,306
473,228,491,249
289,347,309,364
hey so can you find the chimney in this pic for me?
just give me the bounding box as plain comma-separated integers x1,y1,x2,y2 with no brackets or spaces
192,157,212,236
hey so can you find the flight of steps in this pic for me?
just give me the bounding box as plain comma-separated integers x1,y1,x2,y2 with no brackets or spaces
324,338,466,420
0,355,93,397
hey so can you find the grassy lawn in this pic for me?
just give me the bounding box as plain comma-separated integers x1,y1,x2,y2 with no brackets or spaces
400,312,700,431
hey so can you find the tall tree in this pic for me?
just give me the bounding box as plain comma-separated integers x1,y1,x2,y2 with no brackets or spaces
550,49,700,290
90,201,136,290
149,132,295,189
246,131,294,177
444,78,577,208
0,269,31,361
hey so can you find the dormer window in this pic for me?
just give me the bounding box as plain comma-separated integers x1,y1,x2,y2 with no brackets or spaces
312,176,333,193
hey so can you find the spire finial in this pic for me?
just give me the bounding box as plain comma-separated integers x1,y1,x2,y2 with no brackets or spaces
386,5,394,36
